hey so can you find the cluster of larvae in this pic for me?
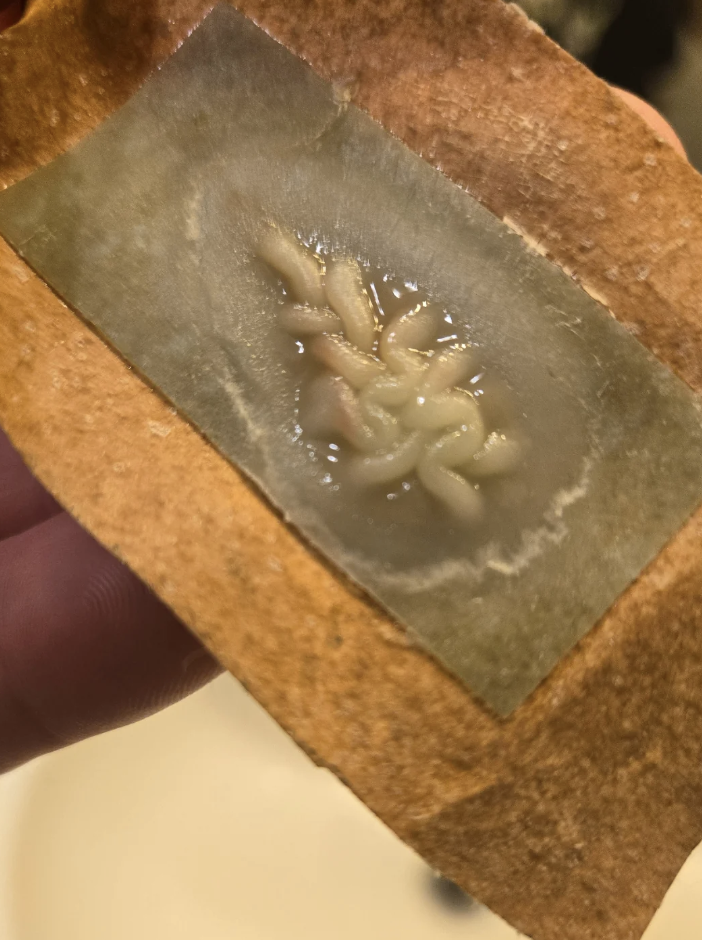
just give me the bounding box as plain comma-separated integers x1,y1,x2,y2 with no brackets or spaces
258,227,522,523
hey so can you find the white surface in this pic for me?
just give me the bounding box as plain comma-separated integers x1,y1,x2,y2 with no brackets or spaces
0,674,699,938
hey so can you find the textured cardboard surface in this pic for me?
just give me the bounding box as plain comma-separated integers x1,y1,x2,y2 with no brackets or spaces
2,2,702,938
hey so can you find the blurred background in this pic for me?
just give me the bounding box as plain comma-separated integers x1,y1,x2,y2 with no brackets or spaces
1,674,698,940
512,0,702,168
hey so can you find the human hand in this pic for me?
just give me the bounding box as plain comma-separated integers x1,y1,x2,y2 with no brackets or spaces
612,86,687,156
0,1,688,774
0,1,222,777
0,429,222,773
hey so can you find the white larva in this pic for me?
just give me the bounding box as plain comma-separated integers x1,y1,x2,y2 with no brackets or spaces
380,300,442,375
279,303,342,335
258,228,326,307
310,334,386,389
401,388,482,432
324,258,377,353
417,460,484,523
262,230,522,523
350,431,428,486
466,431,523,478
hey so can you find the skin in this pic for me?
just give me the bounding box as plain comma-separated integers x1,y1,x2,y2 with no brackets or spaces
0,2,687,773
612,87,687,156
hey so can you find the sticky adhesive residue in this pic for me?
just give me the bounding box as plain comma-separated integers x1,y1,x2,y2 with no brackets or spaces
1,5,702,713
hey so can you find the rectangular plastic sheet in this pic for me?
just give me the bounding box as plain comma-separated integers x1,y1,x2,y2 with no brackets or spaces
1,5,701,713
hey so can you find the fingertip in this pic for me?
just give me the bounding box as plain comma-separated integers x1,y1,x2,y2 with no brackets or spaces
611,86,688,160
0,513,222,773
0,430,63,540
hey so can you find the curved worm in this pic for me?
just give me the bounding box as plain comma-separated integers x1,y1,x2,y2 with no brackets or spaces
380,300,443,375
425,421,486,467
416,420,486,520
310,334,386,389
401,388,482,432
303,376,388,452
350,431,427,486
332,380,377,452
279,303,342,335
360,372,419,408
418,344,478,396
258,228,326,307
416,461,484,523
325,258,377,353
465,431,522,478
331,383,401,452
265,230,522,524
361,399,402,451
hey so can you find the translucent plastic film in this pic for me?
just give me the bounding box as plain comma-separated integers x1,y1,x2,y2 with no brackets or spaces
1,5,701,713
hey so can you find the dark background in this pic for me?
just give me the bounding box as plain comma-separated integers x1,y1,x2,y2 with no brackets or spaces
513,0,702,168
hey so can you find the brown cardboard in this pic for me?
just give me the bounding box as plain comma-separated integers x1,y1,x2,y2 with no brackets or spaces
2,2,702,938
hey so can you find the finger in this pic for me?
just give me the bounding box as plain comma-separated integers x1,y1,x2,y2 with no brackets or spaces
0,429,63,540
612,87,687,159
0,511,222,773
